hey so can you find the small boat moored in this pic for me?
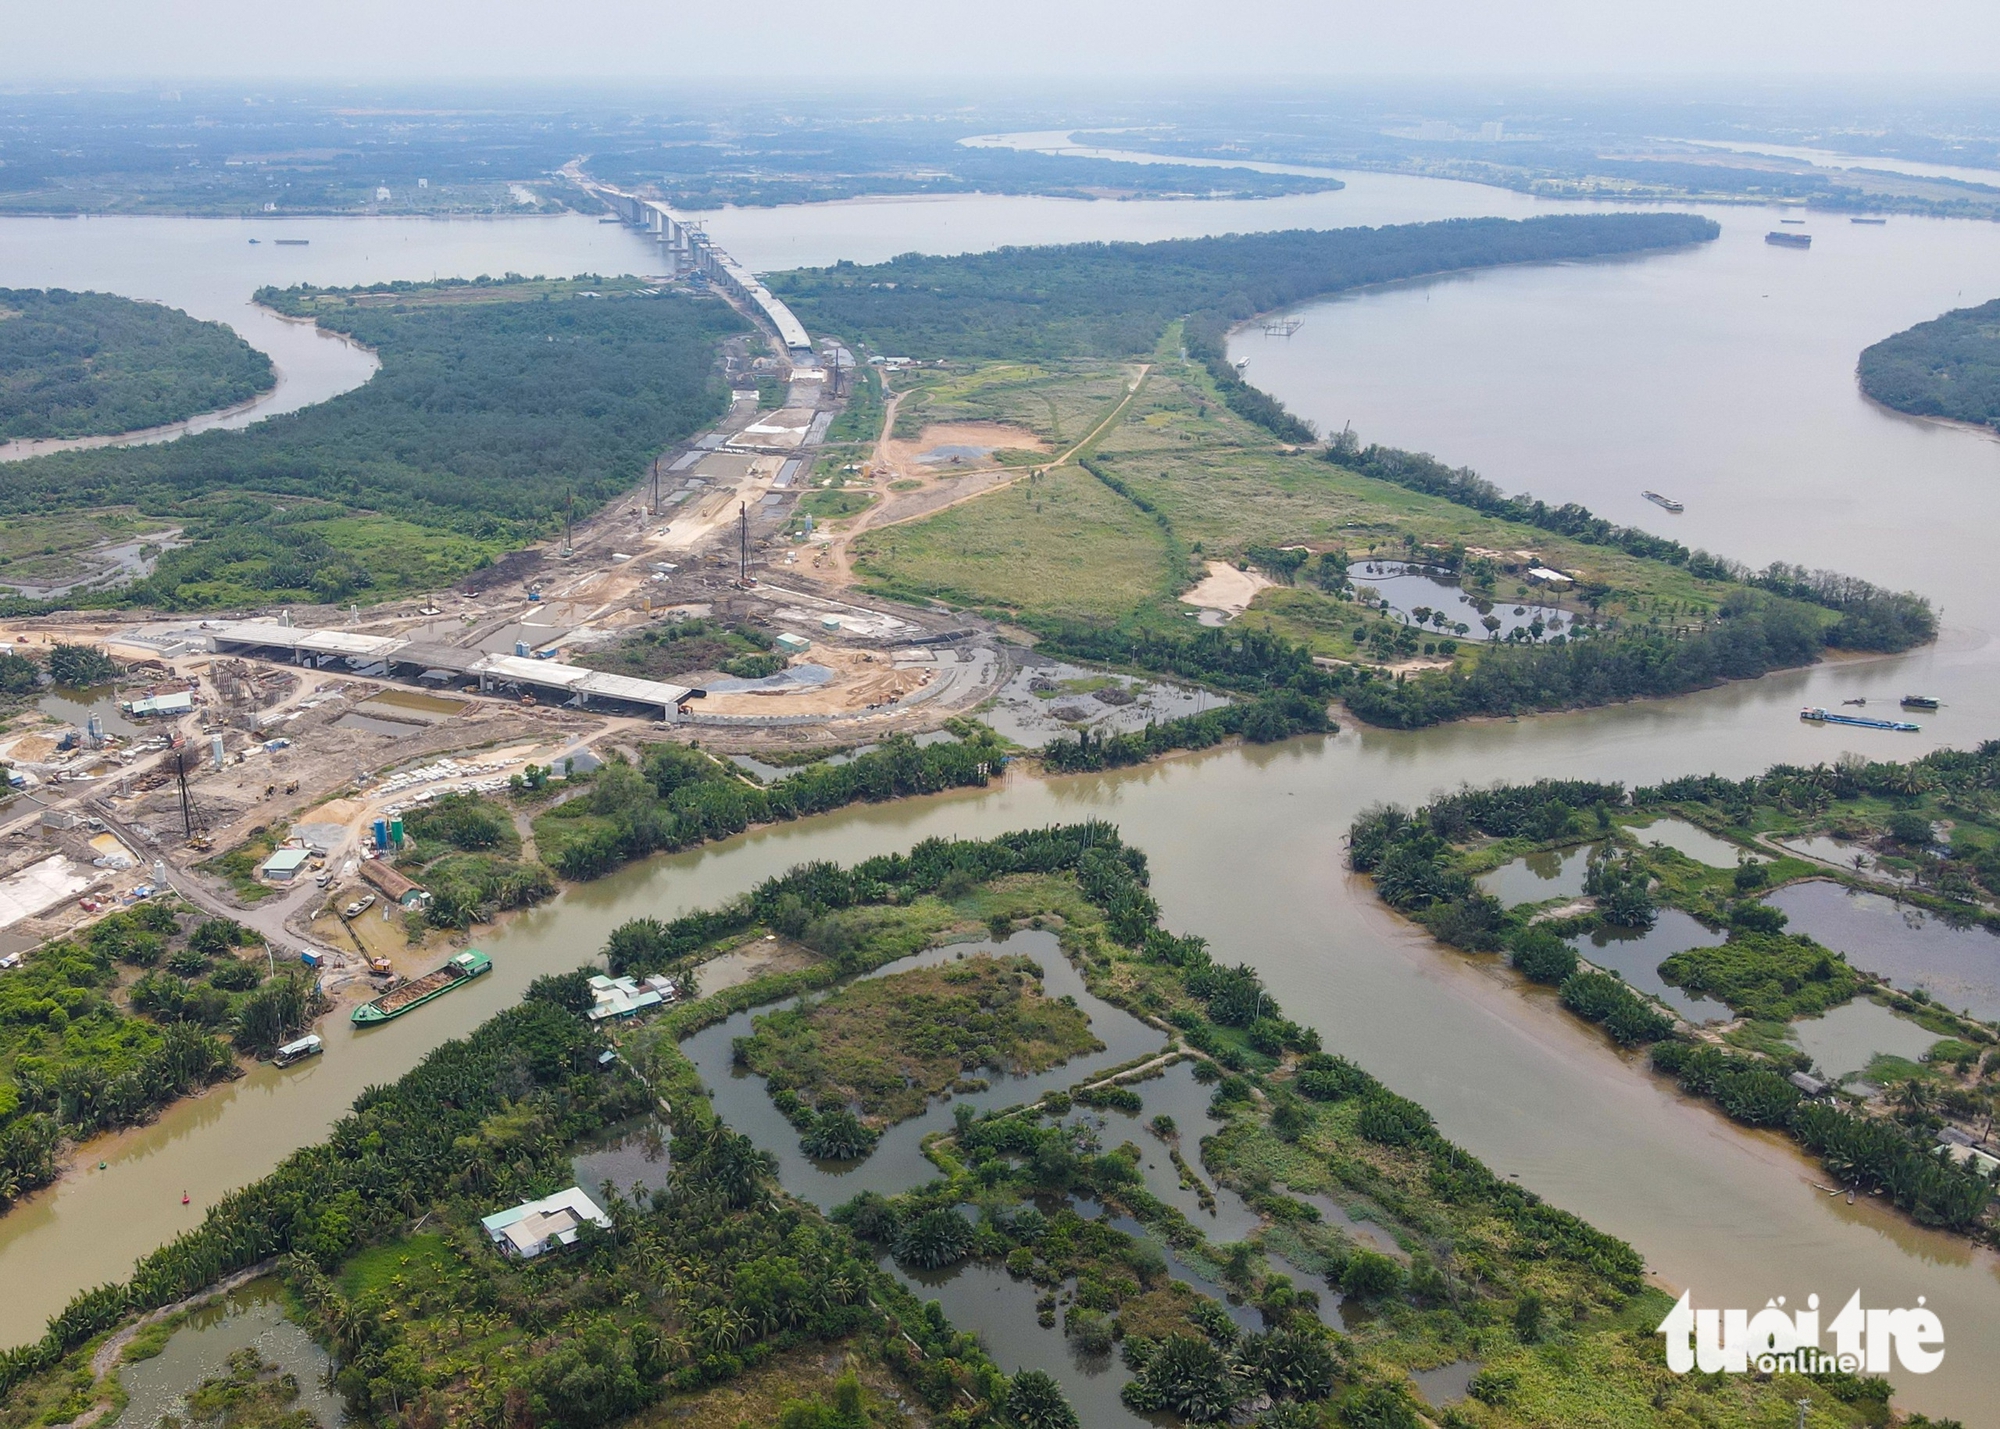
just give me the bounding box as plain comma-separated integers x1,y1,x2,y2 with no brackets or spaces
1800,706,1919,732
1900,694,1941,711
274,1033,323,1067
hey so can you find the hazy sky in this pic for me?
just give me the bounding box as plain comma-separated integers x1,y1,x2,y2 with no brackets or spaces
8,0,2000,82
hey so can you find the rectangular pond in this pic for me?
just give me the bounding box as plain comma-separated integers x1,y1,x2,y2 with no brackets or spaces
1477,843,1605,908
1768,879,2000,1021
1565,908,1731,1023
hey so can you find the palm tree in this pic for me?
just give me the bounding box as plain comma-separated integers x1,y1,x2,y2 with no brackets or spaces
1004,1370,1079,1429
1893,1078,1935,1123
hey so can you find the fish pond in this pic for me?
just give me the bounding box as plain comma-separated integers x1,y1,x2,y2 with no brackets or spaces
1769,880,2000,1021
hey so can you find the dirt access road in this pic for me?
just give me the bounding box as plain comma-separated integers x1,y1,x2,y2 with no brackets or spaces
814,365,1153,585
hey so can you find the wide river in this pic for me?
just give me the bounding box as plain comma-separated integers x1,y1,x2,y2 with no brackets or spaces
2,173,1998,1419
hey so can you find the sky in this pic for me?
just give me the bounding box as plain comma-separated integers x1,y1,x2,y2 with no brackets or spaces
8,0,2000,82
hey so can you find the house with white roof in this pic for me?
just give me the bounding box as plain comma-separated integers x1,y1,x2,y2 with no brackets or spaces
479,1186,612,1259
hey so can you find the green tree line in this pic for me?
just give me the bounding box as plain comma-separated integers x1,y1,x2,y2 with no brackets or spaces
770,213,1719,362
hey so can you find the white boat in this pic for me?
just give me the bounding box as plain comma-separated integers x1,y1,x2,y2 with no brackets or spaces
274,1034,323,1067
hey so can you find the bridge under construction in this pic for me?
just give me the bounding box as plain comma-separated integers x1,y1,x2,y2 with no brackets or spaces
581,179,813,356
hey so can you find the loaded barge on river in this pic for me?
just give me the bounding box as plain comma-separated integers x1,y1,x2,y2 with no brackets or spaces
1800,706,1919,732
352,949,491,1025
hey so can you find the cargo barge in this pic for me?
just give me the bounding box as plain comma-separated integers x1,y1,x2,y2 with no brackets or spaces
1642,490,1685,513
1901,694,1940,711
1766,231,1813,248
352,949,491,1025
1800,706,1919,732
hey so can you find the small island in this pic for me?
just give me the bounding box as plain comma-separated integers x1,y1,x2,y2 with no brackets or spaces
0,287,274,441
737,951,1102,1157
1858,296,2000,431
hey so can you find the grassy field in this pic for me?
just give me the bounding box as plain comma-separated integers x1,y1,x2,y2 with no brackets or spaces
890,361,1130,445
852,460,1177,617
856,347,1812,654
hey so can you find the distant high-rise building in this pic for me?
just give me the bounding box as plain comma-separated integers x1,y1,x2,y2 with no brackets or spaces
1480,120,1505,141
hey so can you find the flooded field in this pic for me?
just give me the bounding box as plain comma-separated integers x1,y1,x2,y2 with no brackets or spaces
116,1278,344,1429
1349,560,1570,642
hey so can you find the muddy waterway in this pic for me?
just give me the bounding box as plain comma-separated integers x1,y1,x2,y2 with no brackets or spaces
5,178,2000,1420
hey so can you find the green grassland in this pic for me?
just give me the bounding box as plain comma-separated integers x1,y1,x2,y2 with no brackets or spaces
855,349,1816,665
572,617,782,682
0,508,176,594
888,360,1130,446
854,459,1174,617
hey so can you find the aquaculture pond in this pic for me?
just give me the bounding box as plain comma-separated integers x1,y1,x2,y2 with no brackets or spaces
679,930,1336,1427
884,1256,1152,1429
1477,843,1606,907
116,1277,344,1429
1565,908,1731,1023
1348,560,1570,641
1066,1058,1262,1240
1630,816,1759,869
1777,835,1916,884
1769,879,2000,1021
1789,999,1942,1085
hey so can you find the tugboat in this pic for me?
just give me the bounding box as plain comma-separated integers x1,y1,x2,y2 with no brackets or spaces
1900,694,1940,711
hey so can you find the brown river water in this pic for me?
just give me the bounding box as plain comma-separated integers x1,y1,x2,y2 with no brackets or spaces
3,178,2000,1420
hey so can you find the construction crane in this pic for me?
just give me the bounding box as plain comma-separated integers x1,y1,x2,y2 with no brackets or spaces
169,742,212,849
